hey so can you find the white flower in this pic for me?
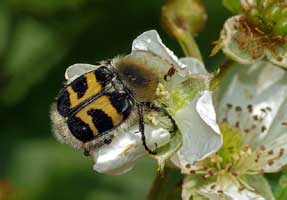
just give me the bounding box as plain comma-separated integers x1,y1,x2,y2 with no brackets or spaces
63,30,222,175
178,61,287,199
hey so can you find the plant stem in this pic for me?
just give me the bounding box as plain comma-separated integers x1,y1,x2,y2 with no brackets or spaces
177,32,203,61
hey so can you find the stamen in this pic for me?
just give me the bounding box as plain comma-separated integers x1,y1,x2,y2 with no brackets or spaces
235,106,242,112
232,172,239,177
247,104,253,113
268,150,274,155
185,164,191,169
260,145,266,151
279,148,285,157
260,108,266,113
267,160,274,166
261,126,267,132
223,103,233,123
235,121,240,128
225,163,233,171
227,103,233,109
258,169,265,175
244,129,250,133
253,115,259,121
254,156,259,163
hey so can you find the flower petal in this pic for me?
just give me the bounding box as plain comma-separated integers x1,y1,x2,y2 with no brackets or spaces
215,61,287,142
258,97,287,172
65,63,99,83
132,30,186,69
179,57,208,74
244,175,275,200
92,125,170,175
254,95,287,172
215,61,287,173
198,175,265,200
174,91,222,163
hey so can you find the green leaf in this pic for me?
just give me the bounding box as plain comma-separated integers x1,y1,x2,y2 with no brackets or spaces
223,0,242,13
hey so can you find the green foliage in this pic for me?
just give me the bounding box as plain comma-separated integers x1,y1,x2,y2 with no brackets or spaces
7,140,157,200
222,0,242,13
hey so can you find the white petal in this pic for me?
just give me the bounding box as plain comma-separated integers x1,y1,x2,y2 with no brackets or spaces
179,57,208,74
65,63,99,83
253,96,287,172
92,125,170,175
244,175,275,200
174,91,222,163
215,61,287,143
132,30,186,69
199,176,265,200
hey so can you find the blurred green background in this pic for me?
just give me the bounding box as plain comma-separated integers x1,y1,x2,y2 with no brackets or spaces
0,0,231,199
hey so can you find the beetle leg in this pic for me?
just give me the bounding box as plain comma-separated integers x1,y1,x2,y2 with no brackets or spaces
136,103,157,155
143,102,178,137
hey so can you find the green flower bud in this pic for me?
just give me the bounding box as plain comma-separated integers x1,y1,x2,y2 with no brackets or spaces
161,0,205,59
161,0,207,37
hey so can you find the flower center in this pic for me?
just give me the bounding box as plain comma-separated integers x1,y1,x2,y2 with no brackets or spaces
183,103,285,181
217,122,243,166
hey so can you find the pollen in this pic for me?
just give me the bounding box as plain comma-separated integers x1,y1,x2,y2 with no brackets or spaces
146,111,160,126
156,83,170,100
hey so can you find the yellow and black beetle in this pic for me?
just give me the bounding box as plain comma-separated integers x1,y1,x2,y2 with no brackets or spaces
51,52,177,155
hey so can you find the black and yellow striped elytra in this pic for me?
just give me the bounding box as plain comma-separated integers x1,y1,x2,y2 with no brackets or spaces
56,66,134,143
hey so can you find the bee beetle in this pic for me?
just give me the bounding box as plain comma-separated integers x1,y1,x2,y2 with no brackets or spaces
51,52,177,155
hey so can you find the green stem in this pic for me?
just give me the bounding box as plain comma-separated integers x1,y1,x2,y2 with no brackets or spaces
177,32,203,61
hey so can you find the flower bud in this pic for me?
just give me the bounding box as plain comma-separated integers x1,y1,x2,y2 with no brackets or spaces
161,0,207,37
